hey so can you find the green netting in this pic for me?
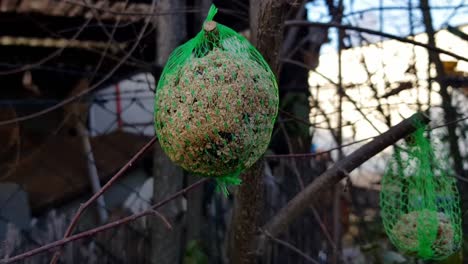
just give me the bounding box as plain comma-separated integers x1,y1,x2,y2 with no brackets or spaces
154,4,278,194
380,124,462,260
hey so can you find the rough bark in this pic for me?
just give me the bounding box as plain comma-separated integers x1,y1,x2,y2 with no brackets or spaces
152,1,187,264
194,0,212,29
251,0,289,74
227,1,289,263
152,145,185,264
228,161,264,264
333,2,344,262
155,0,186,65
185,174,203,244
419,0,467,223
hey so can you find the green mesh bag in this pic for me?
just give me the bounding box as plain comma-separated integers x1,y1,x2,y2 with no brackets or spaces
380,125,462,260
154,5,278,194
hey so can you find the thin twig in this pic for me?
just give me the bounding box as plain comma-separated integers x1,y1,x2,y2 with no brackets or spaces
278,118,304,188
3,112,463,262
279,109,312,127
284,21,468,62
64,0,247,21
1,18,464,127
262,230,321,264
278,117,337,250
343,5,468,17
0,18,92,75
50,136,157,262
1,178,208,264
64,0,202,16
429,115,468,130
267,112,467,159
265,137,373,159
150,210,173,229
0,0,155,127
283,56,385,135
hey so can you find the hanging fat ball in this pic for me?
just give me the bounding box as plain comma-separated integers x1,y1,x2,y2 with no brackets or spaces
380,125,461,260
154,4,278,194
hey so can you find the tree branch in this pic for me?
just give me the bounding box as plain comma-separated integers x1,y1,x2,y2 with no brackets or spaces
49,135,157,262
1,178,208,264
284,21,468,62
262,230,321,264
0,0,156,127
256,112,430,253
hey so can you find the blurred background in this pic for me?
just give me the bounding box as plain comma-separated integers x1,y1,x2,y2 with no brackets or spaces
0,0,466,263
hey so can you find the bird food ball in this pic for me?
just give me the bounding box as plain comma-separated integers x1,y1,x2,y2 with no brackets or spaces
392,210,455,256
154,5,278,181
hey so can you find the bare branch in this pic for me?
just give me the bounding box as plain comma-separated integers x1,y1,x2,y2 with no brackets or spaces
0,0,156,127
284,21,468,62
150,210,173,230
343,5,468,17
262,230,321,264
1,178,208,263
49,136,157,263
256,112,430,253
0,18,92,75
64,0,201,17
265,114,468,159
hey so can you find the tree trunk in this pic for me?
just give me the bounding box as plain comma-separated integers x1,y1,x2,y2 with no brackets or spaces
184,174,203,247
228,161,264,264
152,144,185,264
151,1,186,264
155,0,186,65
194,0,213,30
228,1,288,263
251,0,288,75
419,0,467,209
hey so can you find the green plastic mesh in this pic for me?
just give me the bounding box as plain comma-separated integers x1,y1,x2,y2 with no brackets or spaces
154,5,278,194
380,125,462,260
